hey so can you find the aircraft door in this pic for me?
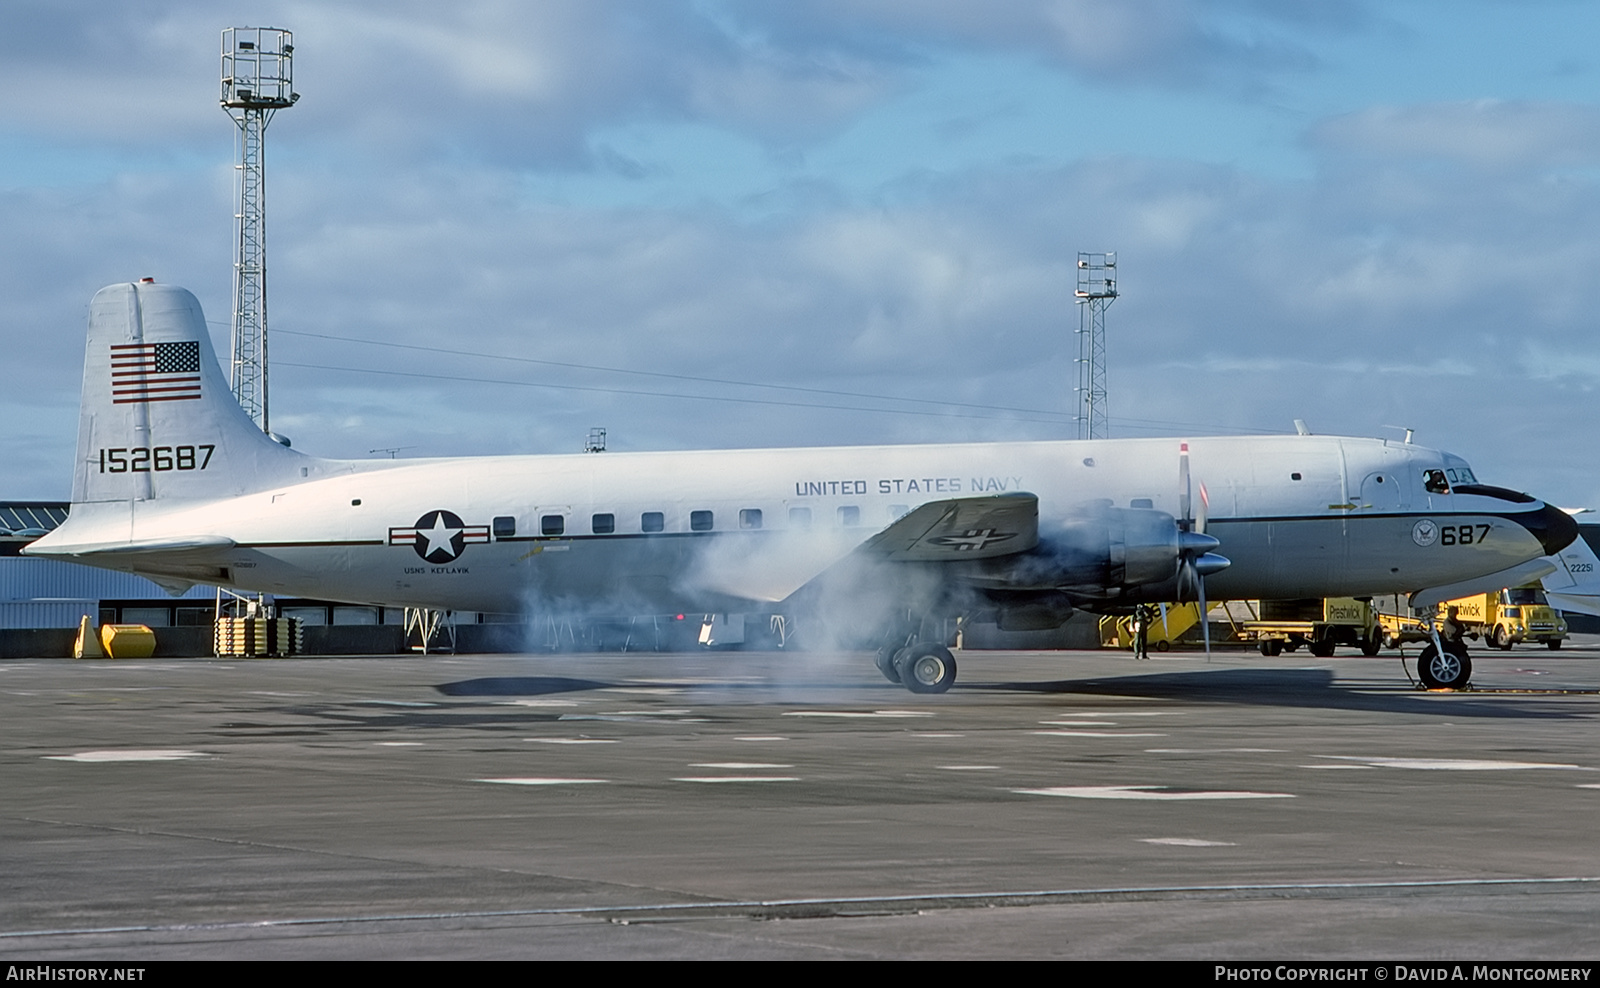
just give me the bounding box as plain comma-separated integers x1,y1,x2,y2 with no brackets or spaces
1358,470,1407,511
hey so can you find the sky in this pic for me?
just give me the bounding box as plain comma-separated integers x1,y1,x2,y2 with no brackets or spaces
2,0,1597,510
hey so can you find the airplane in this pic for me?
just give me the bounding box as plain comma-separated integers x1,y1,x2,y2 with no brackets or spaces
25,280,1580,693
1543,529,1600,618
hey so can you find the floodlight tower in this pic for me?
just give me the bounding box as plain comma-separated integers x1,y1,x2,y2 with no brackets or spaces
1073,251,1117,440
221,27,298,434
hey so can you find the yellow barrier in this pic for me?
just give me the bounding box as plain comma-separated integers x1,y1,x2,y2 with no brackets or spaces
73,615,106,659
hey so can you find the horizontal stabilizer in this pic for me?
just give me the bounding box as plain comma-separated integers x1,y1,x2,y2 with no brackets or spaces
1410,558,1558,610
859,493,1038,561
33,535,236,557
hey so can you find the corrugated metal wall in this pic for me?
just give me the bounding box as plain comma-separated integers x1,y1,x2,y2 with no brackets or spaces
0,600,97,630
0,556,215,620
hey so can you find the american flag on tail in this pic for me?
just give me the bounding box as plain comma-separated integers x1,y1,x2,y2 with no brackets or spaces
110,341,202,404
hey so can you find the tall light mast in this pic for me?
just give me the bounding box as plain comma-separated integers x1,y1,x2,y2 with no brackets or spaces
221,27,298,434
1074,251,1117,440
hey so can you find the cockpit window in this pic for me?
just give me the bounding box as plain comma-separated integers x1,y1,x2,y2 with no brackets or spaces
1444,467,1478,485
1423,469,1451,494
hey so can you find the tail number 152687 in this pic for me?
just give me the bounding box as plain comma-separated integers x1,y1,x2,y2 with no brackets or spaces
99,445,215,473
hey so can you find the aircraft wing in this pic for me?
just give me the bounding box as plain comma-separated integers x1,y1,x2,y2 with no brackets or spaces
1410,558,1559,610
857,493,1038,561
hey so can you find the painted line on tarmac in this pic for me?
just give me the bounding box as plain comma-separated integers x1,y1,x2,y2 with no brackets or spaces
1315,755,1590,771
8,876,1600,939
44,750,211,762
1016,785,1292,801
783,710,935,719
674,776,801,783
476,777,610,785
689,762,793,769
1031,730,1167,738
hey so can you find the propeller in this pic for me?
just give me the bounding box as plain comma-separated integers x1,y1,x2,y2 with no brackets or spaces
1177,442,1231,654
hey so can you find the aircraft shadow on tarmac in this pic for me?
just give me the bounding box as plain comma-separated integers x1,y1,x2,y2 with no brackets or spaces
435,676,614,697
971,667,1591,720
424,667,1592,722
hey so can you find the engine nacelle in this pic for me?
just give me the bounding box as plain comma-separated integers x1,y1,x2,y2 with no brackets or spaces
963,504,1216,601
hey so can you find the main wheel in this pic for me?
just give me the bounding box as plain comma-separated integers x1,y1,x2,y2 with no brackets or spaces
897,644,957,694
874,645,904,684
1417,643,1472,690
1492,625,1512,650
1308,639,1336,658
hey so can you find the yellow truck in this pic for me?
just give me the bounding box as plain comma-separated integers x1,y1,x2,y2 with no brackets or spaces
1441,585,1568,650
1244,597,1381,657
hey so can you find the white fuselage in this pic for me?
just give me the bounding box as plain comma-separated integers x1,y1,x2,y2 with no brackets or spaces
38,433,1557,617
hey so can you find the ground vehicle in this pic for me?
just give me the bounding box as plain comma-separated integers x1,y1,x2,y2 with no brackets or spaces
1244,597,1381,656
1441,584,1568,650
1099,603,1205,651
1375,607,1430,649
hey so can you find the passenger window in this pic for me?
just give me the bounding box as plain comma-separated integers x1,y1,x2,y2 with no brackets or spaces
641,511,664,533
739,508,762,529
541,515,564,536
1130,498,1153,509
1423,469,1451,495
492,516,516,538
789,506,812,528
838,505,860,526
690,510,714,531
591,513,615,535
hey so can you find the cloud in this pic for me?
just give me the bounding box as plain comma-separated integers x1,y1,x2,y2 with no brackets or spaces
1311,100,1600,172
725,0,1366,90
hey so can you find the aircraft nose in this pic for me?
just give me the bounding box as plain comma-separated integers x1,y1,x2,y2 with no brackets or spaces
1519,501,1579,556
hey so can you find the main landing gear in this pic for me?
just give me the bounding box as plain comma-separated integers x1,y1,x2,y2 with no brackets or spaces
874,639,958,694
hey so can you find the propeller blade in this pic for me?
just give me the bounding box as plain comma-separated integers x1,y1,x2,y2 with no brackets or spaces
1198,569,1211,658
1197,481,1209,536
1178,442,1191,527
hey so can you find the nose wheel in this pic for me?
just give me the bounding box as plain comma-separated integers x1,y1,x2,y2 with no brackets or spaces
1416,641,1472,690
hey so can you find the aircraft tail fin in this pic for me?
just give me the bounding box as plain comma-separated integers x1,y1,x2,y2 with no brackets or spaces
1543,530,1600,618
70,281,309,504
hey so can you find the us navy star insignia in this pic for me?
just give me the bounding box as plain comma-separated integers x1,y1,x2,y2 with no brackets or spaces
927,529,1016,552
388,510,492,563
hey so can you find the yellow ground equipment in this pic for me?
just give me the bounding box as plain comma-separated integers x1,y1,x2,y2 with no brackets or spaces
1441,584,1568,650
73,615,106,658
1243,597,1381,657
214,617,303,657
1100,603,1205,651
98,624,157,659
1375,607,1430,649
